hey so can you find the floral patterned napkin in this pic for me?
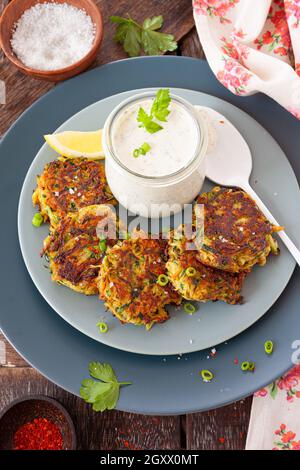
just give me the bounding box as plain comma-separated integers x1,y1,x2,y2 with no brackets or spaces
193,0,300,119
246,365,300,450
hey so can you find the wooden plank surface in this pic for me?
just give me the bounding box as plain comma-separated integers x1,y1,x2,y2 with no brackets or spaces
0,0,194,137
0,0,251,450
0,367,182,450
186,399,252,450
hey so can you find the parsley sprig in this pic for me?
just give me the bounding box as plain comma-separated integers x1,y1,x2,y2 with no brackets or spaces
80,362,131,412
110,15,177,57
137,88,171,134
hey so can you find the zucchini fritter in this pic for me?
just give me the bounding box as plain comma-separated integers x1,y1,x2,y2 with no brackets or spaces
98,231,181,329
43,205,122,295
167,226,246,304
33,158,116,227
194,187,281,272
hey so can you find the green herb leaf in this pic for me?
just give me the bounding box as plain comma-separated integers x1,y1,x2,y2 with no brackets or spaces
137,107,163,134
136,88,171,135
150,88,171,122
110,15,177,58
110,16,141,57
80,362,131,412
141,30,177,56
80,379,112,402
91,383,120,412
142,15,163,31
89,361,117,383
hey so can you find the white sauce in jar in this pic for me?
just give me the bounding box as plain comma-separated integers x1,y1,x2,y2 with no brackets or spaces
111,99,199,177
103,92,208,218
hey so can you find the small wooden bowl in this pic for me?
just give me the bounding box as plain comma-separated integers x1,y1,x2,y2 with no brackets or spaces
0,396,76,450
0,0,103,81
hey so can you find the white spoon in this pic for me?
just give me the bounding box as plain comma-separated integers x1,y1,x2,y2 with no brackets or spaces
198,106,300,267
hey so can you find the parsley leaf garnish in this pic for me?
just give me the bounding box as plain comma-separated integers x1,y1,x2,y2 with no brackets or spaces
137,107,163,134
150,88,171,122
80,361,131,412
110,15,177,57
137,88,171,134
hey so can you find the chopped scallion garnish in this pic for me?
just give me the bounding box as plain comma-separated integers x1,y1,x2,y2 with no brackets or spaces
32,212,43,227
157,274,169,286
97,322,108,333
264,340,274,355
186,267,196,277
184,303,196,315
200,369,214,382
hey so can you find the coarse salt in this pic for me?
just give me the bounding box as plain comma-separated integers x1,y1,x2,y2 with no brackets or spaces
11,3,95,71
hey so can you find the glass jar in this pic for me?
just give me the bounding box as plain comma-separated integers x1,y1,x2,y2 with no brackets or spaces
103,91,208,218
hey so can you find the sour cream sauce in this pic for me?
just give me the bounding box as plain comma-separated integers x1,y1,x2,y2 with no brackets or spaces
111,99,199,177
103,92,208,218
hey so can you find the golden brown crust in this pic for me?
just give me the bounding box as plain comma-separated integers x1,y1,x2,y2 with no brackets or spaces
167,227,246,304
98,231,181,329
194,187,280,272
43,205,122,295
33,159,116,227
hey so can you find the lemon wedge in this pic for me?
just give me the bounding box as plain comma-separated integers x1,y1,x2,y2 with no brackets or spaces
44,129,104,159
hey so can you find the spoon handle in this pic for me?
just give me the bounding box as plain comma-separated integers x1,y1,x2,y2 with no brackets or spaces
240,182,300,267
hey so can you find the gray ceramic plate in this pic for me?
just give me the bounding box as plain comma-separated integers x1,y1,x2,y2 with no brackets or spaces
1,57,300,414
18,87,299,355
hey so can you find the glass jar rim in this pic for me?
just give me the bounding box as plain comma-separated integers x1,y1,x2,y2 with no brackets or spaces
103,90,208,183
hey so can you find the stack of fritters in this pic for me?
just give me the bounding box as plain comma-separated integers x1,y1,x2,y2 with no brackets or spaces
33,158,116,228
98,231,181,329
166,187,281,304
33,158,120,295
34,158,281,326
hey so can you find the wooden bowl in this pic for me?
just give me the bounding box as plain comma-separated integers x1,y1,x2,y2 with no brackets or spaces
0,0,103,81
0,396,76,450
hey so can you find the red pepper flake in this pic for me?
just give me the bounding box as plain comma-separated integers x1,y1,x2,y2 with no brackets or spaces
234,358,239,365
219,120,225,124
13,417,63,450
219,437,225,444
210,348,217,358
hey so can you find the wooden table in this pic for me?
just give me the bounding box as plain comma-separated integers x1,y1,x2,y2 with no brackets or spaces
0,0,252,450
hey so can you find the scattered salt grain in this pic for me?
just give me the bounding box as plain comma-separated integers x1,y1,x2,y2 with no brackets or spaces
11,3,95,71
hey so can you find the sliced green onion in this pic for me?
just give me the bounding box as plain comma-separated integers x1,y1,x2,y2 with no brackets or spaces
133,142,151,158
200,369,214,382
97,322,108,333
241,361,250,371
184,303,196,315
140,142,151,154
157,274,169,286
32,212,43,227
186,266,196,277
248,362,255,372
99,236,107,253
264,340,274,355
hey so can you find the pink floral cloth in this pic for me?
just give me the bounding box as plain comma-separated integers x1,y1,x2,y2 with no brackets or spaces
193,0,300,119
246,365,300,450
